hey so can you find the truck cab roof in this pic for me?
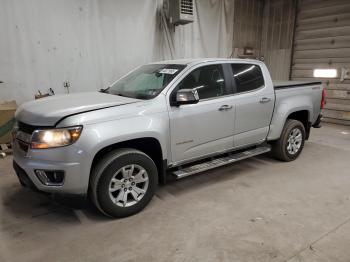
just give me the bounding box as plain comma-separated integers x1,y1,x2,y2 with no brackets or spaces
152,58,264,67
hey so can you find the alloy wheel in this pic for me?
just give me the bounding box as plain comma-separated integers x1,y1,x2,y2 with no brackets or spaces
108,164,149,207
287,128,302,155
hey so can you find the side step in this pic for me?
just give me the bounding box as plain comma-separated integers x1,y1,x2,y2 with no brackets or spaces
172,145,271,179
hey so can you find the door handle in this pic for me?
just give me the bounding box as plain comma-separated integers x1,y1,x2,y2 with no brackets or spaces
218,105,233,111
260,97,271,103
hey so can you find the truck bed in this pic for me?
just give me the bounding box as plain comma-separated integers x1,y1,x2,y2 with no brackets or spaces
267,80,323,141
273,81,322,90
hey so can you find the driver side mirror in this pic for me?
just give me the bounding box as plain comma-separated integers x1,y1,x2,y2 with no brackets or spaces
173,88,199,106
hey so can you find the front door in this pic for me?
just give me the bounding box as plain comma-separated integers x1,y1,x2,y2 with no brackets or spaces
168,64,235,164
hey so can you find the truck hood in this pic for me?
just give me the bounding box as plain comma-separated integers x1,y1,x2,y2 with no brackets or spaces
16,92,139,126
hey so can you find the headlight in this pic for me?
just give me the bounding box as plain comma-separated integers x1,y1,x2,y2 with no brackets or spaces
31,126,82,149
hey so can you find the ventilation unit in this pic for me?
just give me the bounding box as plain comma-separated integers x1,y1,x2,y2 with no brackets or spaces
168,0,194,25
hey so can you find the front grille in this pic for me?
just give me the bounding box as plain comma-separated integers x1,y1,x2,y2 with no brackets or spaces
18,121,36,134
16,121,52,153
18,121,39,134
17,140,29,152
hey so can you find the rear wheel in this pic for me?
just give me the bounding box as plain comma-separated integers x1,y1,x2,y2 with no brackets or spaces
271,119,305,161
90,149,157,218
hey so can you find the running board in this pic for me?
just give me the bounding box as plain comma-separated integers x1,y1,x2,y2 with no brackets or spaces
172,145,271,179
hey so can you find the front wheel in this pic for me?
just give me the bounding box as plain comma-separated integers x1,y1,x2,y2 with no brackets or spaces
271,119,306,162
90,149,157,218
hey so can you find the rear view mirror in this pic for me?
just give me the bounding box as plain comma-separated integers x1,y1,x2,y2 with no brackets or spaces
174,89,199,106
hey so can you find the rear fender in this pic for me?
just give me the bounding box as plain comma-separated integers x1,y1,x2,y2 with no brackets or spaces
267,96,312,141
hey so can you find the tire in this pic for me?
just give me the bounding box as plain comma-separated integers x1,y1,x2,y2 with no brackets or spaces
90,148,158,218
271,119,306,162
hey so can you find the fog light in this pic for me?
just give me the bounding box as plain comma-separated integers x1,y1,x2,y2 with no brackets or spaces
35,170,65,186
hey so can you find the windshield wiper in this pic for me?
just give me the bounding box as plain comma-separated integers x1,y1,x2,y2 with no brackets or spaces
114,93,132,98
99,87,109,93
134,94,151,100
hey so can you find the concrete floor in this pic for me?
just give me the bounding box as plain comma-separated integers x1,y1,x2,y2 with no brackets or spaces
1,123,350,262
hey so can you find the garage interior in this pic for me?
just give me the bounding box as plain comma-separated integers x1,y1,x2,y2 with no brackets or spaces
1,0,350,261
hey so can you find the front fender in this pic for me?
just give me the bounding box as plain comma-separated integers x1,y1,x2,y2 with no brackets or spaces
77,113,169,164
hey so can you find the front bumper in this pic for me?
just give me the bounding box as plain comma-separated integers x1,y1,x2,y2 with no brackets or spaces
13,160,40,192
12,140,90,195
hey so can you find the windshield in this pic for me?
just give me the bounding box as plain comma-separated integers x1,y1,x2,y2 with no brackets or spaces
106,64,186,99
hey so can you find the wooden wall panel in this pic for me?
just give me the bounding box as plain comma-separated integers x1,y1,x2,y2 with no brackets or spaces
295,36,350,51
291,0,350,125
298,3,350,20
301,0,350,9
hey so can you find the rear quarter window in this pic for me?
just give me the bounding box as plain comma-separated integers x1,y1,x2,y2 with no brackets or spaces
231,64,264,93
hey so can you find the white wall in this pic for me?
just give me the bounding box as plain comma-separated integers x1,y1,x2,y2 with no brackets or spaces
0,0,233,104
162,0,234,59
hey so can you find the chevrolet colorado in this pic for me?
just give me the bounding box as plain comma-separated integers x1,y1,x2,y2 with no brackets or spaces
12,58,325,217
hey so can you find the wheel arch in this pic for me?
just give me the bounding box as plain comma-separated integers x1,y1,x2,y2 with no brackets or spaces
90,137,167,185
287,110,309,127
268,104,312,141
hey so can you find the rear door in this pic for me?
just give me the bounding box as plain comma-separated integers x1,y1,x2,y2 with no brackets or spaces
168,63,235,164
229,63,275,147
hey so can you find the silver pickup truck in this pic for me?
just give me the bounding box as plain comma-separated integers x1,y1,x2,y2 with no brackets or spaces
12,58,325,217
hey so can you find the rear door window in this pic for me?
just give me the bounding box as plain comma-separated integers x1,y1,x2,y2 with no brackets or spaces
231,64,264,93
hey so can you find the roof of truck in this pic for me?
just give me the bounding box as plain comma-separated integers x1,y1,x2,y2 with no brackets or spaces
152,58,264,66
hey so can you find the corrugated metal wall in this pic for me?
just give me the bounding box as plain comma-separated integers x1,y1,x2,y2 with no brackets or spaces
233,0,296,81
291,0,350,125
260,0,296,80
232,0,264,58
